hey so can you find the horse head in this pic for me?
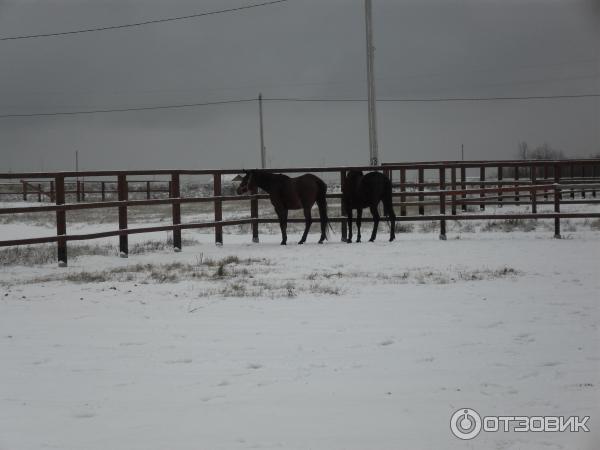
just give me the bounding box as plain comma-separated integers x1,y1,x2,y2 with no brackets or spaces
236,170,256,194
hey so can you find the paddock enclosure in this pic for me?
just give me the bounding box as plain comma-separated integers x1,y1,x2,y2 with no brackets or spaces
1,159,599,265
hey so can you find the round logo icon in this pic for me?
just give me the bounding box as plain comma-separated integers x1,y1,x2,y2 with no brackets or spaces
450,408,482,440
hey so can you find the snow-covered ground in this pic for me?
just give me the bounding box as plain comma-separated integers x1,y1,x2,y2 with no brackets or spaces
1,205,599,449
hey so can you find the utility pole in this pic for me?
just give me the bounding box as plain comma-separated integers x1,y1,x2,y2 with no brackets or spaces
461,144,464,161
365,0,379,166
75,150,79,173
258,93,266,169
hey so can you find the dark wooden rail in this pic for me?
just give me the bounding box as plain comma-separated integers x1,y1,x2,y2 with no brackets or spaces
1,158,599,266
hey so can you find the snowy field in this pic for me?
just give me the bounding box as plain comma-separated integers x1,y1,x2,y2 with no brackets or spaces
1,204,599,449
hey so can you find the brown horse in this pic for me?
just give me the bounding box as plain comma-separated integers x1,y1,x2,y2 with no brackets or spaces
342,170,396,243
236,170,329,245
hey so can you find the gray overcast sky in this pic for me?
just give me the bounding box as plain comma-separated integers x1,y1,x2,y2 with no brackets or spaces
0,0,598,172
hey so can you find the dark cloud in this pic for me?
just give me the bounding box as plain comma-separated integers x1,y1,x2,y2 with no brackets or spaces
0,0,598,171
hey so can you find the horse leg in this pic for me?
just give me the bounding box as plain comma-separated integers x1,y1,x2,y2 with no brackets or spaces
356,208,363,243
277,208,288,245
389,209,396,242
369,204,380,242
346,209,353,243
317,196,328,244
298,206,312,244
383,185,396,242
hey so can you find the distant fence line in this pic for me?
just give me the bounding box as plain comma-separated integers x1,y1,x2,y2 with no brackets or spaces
1,158,599,266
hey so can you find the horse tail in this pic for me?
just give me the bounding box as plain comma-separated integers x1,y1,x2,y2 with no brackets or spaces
316,178,331,239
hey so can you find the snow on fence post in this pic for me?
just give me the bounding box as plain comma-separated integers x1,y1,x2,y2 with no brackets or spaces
340,170,347,242
418,167,425,215
117,174,128,257
439,167,446,240
400,168,407,216
171,172,182,252
251,185,259,243
55,175,67,267
214,173,223,246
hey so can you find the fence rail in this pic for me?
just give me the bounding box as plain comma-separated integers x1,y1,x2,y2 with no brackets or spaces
1,159,599,266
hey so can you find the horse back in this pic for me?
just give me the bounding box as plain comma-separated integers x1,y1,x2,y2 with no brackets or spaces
344,171,390,208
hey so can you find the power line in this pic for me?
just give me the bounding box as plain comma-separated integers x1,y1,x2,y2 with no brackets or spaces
0,0,289,41
0,99,255,118
0,93,598,119
265,93,600,103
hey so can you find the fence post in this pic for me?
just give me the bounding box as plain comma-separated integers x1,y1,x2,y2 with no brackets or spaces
22,181,27,201
418,167,424,215
439,167,446,240
400,168,407,216
118,174,128,257
340,170,347,241
214,173,223,245
514,165,520,203
37,183,42,202
450,166,456,215
479,167,485,210
554,164,561,239
497,166,503,207
544,164,549,200
76,180,81,202
55,175,67,266
460,166,467,212
50,181,55,203
531,164,537,214
251,185,259,243
146,181,151,200
101,181,106,201
171,173,182,252
570,162,575,181
581,164,586,199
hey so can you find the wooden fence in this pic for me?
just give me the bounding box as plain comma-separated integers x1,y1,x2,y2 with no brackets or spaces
1,159,599,266
0,179,171,202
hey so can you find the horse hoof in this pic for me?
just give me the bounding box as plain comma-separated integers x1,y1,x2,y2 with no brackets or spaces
369,238,375,242
281,242,286,246
318,240,324,244
346,239,352,243
297,241,305,245
389,236,395,242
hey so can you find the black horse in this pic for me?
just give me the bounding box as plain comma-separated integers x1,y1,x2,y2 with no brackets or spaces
236,170,329,245
342,170,396,243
